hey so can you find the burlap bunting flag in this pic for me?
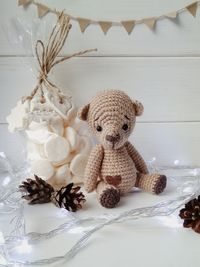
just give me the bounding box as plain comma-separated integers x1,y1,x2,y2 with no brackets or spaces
186,1,198,17
143,17,156,29
18,0,31,6
121,20,135,34
99,21,112,34
165,11,177,19
17,0,200,35
77,18,90,33
37,3,49,18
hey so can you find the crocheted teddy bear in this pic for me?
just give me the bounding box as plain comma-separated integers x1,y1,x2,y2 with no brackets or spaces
78,90,167,208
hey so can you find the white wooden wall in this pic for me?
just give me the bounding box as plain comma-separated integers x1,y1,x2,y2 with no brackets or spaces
1,0,200,166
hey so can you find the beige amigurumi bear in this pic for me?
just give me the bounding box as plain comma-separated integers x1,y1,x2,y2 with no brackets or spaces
78,90,167,208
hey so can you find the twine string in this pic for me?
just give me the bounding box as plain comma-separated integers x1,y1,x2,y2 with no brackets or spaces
24,12,97,102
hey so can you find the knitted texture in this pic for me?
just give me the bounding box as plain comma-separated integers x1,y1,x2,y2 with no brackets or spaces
84,144,104,192
96,181,120,208
125,141,148,174
78,90,167,208
136,173,167,194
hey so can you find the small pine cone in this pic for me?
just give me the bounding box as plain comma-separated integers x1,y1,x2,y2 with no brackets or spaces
19,175,54,204
179,195,200,233
51,183,86,212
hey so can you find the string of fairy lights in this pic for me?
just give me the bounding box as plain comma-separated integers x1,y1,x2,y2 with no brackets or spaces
0,153,200,265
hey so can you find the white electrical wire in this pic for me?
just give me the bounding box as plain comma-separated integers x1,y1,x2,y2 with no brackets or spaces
0,153,200,266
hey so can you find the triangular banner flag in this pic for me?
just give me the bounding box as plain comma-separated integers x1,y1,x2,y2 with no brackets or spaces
121,20,135,34
37,3,49,18
78,18,90,33
143,17,156,29
186,2,198,17
165,11,177,19
99,21,112,34
18,0,31,6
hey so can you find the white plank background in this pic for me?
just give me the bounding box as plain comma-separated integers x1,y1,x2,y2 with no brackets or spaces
1,0,200,166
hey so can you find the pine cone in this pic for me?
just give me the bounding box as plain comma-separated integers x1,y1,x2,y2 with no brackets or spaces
179,196,200,233
51,183,86,212
19,175,54,204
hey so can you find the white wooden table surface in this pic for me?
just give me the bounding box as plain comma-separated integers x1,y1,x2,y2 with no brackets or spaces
21,184,200,267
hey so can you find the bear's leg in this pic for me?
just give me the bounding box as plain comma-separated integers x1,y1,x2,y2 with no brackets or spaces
96,181,120,208
135,173,167,194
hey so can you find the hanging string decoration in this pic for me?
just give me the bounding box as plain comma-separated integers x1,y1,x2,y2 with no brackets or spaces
18,0,200,34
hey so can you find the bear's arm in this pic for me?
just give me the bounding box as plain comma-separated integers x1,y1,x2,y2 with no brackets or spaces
125,141,149,174
84,144,104,193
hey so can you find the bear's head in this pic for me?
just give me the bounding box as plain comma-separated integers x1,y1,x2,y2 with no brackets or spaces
78,90,143,150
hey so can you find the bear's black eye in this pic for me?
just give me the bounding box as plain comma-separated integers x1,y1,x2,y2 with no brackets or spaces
96,125,102,132
122,124,128,131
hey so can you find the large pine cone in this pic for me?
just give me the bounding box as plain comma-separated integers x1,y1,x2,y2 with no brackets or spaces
179,196,200,233
51,183,86,212
19,175,54,204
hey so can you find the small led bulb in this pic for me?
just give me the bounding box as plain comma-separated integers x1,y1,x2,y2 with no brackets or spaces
2,176,11,186
152,157,156,162
191,169,198,176
15,239,32,254
0,231,5,244
174,160,180,166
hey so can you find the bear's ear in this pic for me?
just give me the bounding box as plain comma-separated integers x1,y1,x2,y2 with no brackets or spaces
132,100,144,116
78,104,90,121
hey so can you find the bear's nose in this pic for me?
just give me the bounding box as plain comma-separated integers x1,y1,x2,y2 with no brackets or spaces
106,134,120,143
